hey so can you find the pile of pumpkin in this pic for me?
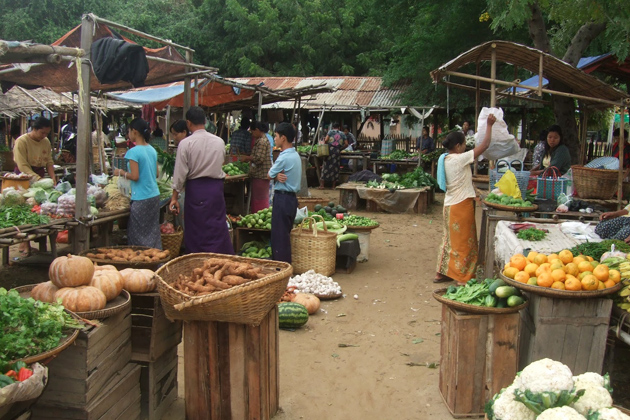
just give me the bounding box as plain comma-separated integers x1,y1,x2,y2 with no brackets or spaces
31,254,159,313
502,250,621,291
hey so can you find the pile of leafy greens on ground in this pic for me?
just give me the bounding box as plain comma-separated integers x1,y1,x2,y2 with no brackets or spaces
366,168,437,190
0,288,83,369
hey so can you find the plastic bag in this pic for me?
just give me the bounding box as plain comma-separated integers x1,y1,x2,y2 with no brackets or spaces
55,181,71,193
475,107,519,160
56,193,76,217
294,206,308,224
494,171,521,199
40,202,58,216
91,174,109,186
117,176,131,198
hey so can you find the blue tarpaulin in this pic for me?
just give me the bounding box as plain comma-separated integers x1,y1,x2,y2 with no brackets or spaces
107,83,190,104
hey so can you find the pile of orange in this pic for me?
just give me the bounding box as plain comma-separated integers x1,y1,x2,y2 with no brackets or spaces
502,250,621,291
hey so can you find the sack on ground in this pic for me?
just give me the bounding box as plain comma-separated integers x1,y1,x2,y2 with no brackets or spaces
475,107,519,160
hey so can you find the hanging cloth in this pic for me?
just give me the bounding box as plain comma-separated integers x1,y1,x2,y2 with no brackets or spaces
91,37,149,87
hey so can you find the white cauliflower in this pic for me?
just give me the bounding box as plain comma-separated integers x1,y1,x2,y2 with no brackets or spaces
491,384,535,420
519,358,574,393
537,406,587,420
589,407,630,420
573,372,606,389
570,384,612,416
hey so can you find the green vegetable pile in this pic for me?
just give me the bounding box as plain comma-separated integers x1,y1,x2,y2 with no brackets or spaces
443,278,525,308
156,179,173,200
0,288,83,369
222,162,249,176
366,168,437,190
563,240,630,262
379,150,417,160
313,201,347,219
297,145,317,154
309,210,334,221
339,215,379,227
0,205,50,229
240,241,272,259
420,149,447,162
486,192,533,208
153,146,176,179
517,228,547,241
236,207,272,229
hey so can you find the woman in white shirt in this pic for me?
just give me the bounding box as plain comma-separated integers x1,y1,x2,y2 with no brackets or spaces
434,114,496,283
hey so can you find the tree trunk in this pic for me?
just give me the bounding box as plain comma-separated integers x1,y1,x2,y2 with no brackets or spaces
527,3,551,53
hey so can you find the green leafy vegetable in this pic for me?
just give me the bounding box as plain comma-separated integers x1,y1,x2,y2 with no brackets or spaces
516,228,547,241
0,205,49,229
563,240,630,261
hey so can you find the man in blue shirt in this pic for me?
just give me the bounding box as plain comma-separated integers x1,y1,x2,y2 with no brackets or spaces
416,126,435,155
268,122,301,263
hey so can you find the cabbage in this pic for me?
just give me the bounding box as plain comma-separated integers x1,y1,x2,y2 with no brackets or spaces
34,189,48,204
48,191,62,203
23,187,45,199
31,178,55,190
90,206,99,216
3,189,25,206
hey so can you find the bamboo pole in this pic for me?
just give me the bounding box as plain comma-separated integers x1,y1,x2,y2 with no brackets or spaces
618,106,626,209
145,55,217,72
183,51,192,116
538,54,544,97
0,41,85,57
490,45,496,107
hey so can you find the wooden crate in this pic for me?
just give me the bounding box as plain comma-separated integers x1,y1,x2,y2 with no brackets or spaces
139,346,178,420
365,188,433,214
31,363,141,420
35,306,132,408
130,293,182,363
439,305,520,418
519,294,612,375
184,305,279,420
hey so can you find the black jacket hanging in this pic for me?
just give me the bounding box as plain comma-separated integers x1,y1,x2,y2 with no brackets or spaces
90,37,149,87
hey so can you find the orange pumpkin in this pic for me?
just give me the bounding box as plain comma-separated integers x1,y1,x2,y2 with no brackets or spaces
55,286,107,312
120,268,158,293
93,264,118,272
89,270,124,301
31,281,59,303
292,293,321,315
49,254,94,288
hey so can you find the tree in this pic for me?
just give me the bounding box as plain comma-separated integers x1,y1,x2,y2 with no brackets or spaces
486,0,630,163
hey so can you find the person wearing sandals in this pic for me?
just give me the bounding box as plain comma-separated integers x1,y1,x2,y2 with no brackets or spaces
434,114,496,284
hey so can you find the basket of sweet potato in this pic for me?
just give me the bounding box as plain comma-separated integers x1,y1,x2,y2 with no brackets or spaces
156,253,292,325
79,246,171,270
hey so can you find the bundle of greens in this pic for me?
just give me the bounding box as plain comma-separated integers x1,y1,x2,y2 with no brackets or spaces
517,228,547,241
379,150,416,160
153,146,176,179
0,205,49,229
297,145,317,154
421,149,446,162
366,168,437,190
0,288,83,369
443,279,492,306
563,240,630,262
339,215,379,227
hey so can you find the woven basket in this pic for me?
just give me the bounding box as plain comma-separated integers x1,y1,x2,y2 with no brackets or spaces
571,165,619,199
156,253,292,325
161,227,183,258
290,216,337,276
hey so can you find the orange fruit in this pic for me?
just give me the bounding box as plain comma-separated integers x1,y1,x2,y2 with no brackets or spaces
565,276,581,291
524,263,539,276
510,254,527,271
536,263,552,277
504,263,510,272
552,281,566,290
604,279,616,288
514,271,530,284
564,263,579,277
527,251,539,262
593,264,609,282
591,261,600,270
527,277,538,286
537,272,554,287
598,281,606,290
551,269,566,283
573,256,586,266
609,269,621,284
581,274,599,291
579,271,593,280
503,267,519,279
578,261,594,273
533,254,548,265
550,260,565,271
587,256,594,262
558,250,574,264
547,253,559,262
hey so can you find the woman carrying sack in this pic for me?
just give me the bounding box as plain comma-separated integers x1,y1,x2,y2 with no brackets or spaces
434,114,496,284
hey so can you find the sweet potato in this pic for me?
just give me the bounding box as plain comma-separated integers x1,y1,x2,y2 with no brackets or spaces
188,283,217,293
95,253,106,259
112,256,126,262
222,275,250,286
155,251,169,260
203,273,231,290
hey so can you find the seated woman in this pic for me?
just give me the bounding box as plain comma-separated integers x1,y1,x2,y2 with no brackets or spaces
530,124,571,175
595,205,630,242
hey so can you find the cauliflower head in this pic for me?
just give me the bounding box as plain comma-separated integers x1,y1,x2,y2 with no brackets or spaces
570,384,612,416
491,384,535,420
519,358,574,393
537,406,587,420
573,373,606,389
588,407,630,420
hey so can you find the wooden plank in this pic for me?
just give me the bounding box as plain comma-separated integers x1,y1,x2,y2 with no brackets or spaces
260,310,270,420
269,305,279,414
247,322,262,420
217,323,232,420
229,323,247,420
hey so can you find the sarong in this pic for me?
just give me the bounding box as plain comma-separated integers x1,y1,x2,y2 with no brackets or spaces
436,198,478,284
595,216,630,241
250,178,270,213
128,196,162,249
184,177,234,254
271,191,297,263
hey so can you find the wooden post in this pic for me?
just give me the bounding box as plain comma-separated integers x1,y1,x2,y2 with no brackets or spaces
165,105,171,145
74,14,93,252
183,51,192,116
194,75,199,107
257,91,263,120
490,44,496,108
618,105,626,209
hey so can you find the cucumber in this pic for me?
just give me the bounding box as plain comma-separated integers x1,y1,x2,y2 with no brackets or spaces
507,296,525,307
484,295,497,307
495,286,517,299
489,279,506,294
496,298,508,308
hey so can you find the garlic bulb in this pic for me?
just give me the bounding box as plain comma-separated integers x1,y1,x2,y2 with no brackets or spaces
288,270,342,295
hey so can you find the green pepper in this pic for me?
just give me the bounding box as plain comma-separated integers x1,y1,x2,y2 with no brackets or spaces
0,374,15,388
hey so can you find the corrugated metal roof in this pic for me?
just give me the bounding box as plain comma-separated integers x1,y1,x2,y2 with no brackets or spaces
230,76,419,111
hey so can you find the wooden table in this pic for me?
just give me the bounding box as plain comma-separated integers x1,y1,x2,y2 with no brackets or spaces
371,158,420,174
0,219,69,266
224,174,250,215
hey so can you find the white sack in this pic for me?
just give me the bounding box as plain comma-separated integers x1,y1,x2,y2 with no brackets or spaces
475,107,519,160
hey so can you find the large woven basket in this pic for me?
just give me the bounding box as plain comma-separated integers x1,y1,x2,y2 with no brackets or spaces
571,165,619,199
290,216,337,276
161,227,183,258
156,253,292,325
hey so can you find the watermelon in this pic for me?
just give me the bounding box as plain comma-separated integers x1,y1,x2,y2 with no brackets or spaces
278,302,309,329
314,204,323,212
328,201,336,208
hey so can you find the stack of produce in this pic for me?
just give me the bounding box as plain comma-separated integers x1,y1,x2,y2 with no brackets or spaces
297,145,317,154
502,250,622,291
240,241,272,259
566,240,630,262
366,168,437,190
288,270,342,296
222,161,249,176
0,287,84,366
0,205,49,228
104,176,130,211
486,358,626,420
170,257,267,296
0,361,34,387
486,191,534,208
339,214,379,227
420,149,446,163
84,247,170,262
379,150,417,160
442,278,525,308
313,201,347,218
157,179,173,199
236,207,272,229
227,214,241,224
